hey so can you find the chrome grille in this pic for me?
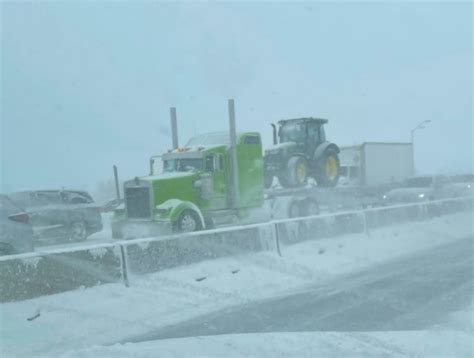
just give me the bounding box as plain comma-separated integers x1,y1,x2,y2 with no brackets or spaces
125,187,151,219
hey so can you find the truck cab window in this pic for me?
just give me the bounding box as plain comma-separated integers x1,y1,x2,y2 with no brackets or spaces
205,155,214,171
243,135,260,145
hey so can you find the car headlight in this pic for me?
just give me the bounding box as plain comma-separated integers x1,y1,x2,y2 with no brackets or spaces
418,193,425,199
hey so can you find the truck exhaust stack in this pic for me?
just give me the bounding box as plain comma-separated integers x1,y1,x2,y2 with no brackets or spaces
170,107,179,149
228,99,240,209
271,123,278,145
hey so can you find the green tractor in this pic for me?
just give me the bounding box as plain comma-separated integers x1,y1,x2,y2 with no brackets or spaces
264,118,340,188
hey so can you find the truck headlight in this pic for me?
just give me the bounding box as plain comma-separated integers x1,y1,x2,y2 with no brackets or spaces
156,207,172,216
418,193,425,199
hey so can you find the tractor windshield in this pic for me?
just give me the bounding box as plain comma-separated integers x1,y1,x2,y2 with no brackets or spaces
279,123,306,143
163,158,203,173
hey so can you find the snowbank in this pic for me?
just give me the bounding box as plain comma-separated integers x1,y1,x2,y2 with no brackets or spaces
1,212,472,357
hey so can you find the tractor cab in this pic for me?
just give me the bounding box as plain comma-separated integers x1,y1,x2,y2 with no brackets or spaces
277,118,328,155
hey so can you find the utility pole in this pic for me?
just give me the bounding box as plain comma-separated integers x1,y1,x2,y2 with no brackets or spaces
410,120,431,175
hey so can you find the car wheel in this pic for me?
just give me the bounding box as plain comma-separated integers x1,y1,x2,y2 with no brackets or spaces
69,220,87,241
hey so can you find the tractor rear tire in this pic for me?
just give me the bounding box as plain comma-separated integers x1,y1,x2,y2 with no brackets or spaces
283,156,308,188
315,149,340,187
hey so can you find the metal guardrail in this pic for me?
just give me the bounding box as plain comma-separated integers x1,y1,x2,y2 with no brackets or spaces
0,196,472,302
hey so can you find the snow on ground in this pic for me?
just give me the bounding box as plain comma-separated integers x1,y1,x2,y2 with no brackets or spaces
0,212,472,357
61,328,473,358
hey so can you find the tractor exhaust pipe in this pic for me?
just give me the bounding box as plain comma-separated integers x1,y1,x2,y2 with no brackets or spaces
228,99,240,209
170,107,179,149
271,123,278,145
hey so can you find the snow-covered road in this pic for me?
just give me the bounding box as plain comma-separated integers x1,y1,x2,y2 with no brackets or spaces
129,236,473,341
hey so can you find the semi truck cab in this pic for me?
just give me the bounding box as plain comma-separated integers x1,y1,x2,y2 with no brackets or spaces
112,132,264,239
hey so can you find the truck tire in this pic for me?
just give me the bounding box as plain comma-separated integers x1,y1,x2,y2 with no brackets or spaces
302,199,320,217
283,156,308,188
315,149,340,187
264,171,274,189
175,210,203,233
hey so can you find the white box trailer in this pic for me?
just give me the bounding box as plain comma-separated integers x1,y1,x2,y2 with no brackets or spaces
339,142,414,187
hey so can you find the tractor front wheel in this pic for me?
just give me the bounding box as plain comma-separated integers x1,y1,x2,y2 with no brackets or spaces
281,156,308,188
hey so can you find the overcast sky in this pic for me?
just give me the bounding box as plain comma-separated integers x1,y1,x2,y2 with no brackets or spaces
1,1,472,193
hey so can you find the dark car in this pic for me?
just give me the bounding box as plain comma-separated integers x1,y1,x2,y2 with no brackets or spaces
444,174,474,198
8,190,103,242
0,194,34,255
381,175,452,205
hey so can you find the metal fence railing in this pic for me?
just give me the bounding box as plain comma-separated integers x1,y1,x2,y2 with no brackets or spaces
1,196,472,302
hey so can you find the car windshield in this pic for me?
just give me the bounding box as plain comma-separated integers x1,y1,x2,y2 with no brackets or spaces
163,158,203,172
279,123,305,143
403,177,433,188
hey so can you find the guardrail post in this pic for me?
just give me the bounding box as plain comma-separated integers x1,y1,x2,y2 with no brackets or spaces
272,222,282,257
363,211,370,237
119,245,130,287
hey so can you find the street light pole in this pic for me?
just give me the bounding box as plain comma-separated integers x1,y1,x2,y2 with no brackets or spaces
411,120,431,175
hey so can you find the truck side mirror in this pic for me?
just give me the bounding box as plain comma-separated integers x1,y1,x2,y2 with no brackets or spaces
213,155,220,171
149,159,155,175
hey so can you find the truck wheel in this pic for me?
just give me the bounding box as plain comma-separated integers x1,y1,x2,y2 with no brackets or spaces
175,210,202,233
285,156,308,188
288,201,301,218
264,171,274,189
69,220,88,241
315,149,340,187
302,199,320,217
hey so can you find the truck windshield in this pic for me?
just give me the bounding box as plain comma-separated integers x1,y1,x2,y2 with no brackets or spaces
163,159,203,172
279,123,305,143
186,133,229,147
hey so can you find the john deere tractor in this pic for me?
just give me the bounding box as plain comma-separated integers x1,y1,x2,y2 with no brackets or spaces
264,118,340,188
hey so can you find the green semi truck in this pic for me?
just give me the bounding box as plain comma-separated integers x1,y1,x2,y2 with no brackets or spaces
111,100,337,239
